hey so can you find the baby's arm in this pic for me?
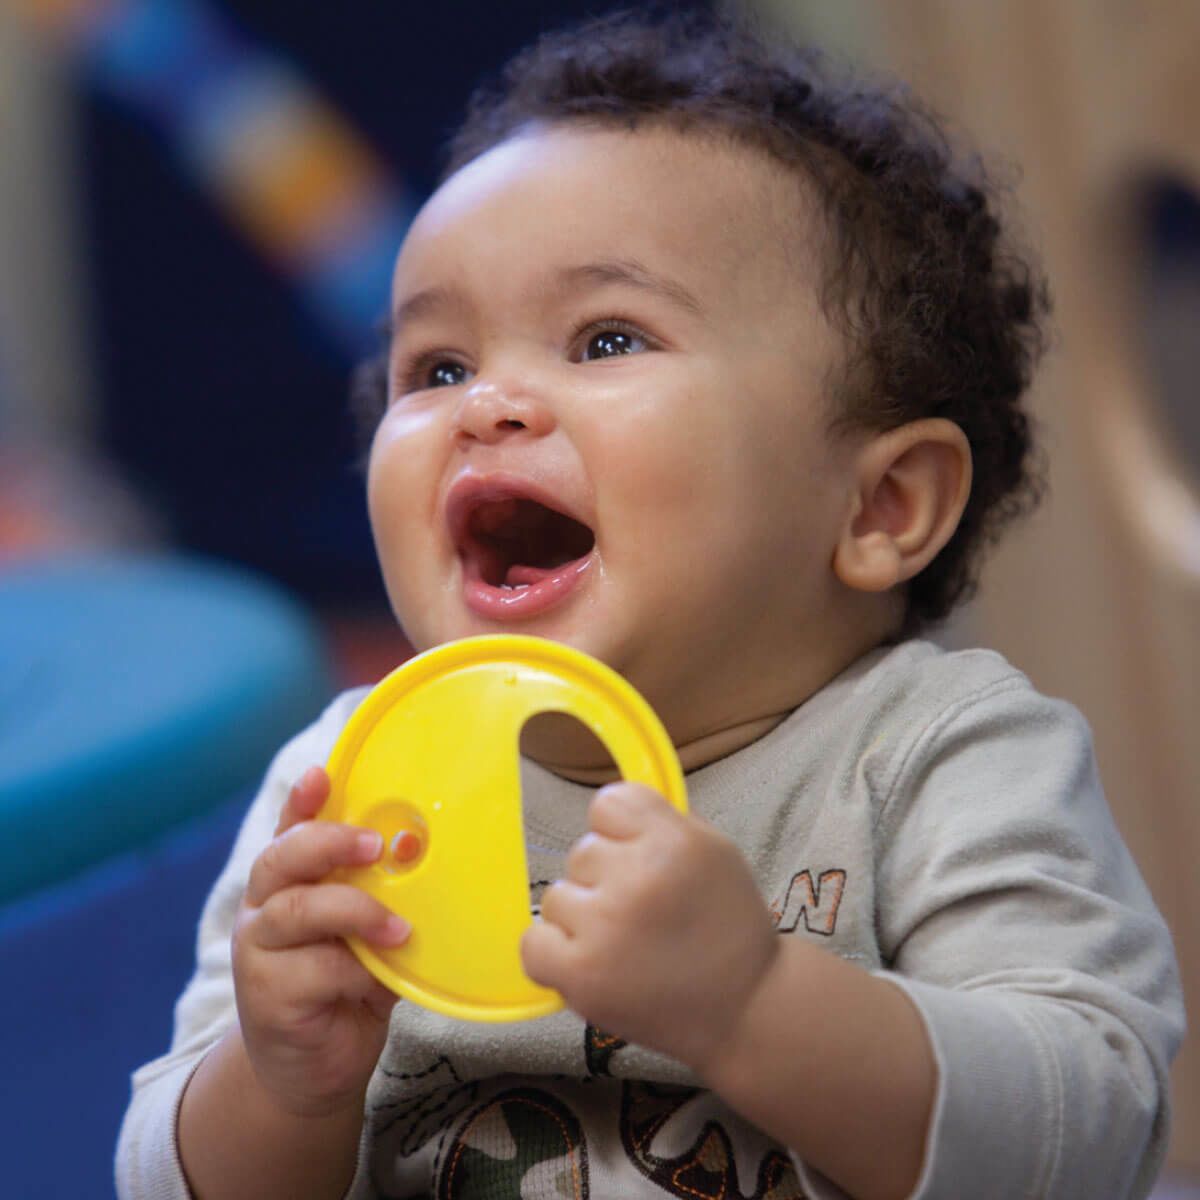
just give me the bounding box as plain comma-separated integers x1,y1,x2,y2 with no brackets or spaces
700,939,934,1198
857,685,1185,1199
176,767,408,1200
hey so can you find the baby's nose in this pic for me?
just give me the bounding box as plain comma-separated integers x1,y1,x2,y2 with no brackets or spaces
453,377,555,443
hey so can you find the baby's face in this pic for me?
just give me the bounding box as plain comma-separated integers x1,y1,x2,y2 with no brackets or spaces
370,124,863,756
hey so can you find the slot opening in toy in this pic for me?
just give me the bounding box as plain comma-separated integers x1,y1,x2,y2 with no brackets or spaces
519,709,618,909
519,709,618,778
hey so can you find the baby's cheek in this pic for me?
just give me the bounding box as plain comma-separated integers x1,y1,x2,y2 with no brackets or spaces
368,455,436,581
369,533,440,648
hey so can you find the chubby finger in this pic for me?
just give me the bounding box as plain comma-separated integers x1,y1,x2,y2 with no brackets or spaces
520,918,572,991
588,782,672,839
563,831,622,886
242,937,397,1013
251,882,411,951
275,766,331,836
246,820,382,907
538,880,592,936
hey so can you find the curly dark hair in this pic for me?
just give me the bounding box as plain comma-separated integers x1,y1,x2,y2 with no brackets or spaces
353,8,1050,633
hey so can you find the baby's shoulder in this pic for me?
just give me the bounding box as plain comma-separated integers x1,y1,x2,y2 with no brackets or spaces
821,637,1038,736
809,638,1092,806
858,637,1034,716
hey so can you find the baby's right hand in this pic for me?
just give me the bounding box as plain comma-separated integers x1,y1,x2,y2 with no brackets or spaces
231,765,410,1120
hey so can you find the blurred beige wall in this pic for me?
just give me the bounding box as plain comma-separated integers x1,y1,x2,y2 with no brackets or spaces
0,5,92,443
758,0,1200,1171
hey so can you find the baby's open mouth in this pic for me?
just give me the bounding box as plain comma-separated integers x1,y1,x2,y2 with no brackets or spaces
462,496,595,588
446,476,598,620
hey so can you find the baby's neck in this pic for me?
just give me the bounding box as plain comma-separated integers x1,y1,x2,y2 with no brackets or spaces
526,711,790,786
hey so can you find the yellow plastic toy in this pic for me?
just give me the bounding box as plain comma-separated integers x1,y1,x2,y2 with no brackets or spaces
321,634,687,1023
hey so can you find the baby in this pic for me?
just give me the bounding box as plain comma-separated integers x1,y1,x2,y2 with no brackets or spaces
117,12,1183,1200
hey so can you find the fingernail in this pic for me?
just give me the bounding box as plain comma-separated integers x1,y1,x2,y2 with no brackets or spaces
357,831,383,860
379,915,411,944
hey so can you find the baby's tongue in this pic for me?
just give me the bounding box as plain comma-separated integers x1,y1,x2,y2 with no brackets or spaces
505,563,554,586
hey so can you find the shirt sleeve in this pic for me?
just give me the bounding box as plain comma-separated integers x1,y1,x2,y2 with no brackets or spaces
863,676,1184,1200
114,689,371,1200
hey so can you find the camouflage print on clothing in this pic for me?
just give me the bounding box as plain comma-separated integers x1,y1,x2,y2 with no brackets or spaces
437,1088,589,1200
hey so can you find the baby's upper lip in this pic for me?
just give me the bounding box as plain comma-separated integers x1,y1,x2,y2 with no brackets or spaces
444,471,593,549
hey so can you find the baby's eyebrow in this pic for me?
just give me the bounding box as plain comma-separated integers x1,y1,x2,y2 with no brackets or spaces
557,258,705,319
387,259,705,340
388,284,464,338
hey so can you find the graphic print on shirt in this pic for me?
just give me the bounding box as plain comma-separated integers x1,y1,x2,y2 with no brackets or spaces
436,1086,590,1200
586,1031,806,1198
619,1081,808,1200
372,1054,480,1154
584,1023,627,1077
530,879,552,914
770,869,846,937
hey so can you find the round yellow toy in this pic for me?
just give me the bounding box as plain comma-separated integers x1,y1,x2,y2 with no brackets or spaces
320,634,687,1023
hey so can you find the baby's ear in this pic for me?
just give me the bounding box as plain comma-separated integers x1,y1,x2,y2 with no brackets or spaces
833,419,972,594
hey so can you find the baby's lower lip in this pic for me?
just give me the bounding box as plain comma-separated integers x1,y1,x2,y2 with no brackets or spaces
462,553,594,621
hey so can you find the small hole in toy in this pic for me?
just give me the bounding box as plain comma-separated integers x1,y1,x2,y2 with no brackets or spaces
391,829,423,864
369,803,429,876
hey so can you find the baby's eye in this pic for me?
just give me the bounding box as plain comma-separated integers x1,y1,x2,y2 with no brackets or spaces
582,328,648,360
427,360,471,388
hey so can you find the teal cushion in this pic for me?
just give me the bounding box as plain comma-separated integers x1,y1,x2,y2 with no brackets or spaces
0,554,332,902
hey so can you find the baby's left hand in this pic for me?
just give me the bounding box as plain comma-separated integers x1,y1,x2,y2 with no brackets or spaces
521,782,778,1073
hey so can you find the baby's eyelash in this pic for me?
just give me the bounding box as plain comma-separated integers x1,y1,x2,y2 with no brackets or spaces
569,316,658,353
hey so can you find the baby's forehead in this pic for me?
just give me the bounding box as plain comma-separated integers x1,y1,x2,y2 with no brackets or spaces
395,124,826,315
